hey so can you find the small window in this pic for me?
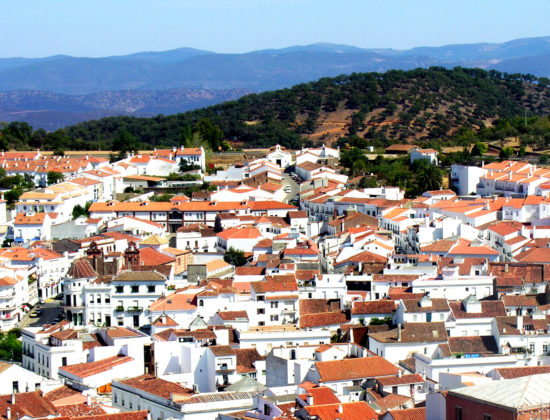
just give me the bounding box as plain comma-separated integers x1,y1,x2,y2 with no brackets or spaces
455,406,463,420
270,301,278,309
257,309,265,315
483,415,491,420
148,286,155,293
131,286,139,293
116,286,124,293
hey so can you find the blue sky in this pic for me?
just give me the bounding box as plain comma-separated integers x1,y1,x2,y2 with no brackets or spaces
2,0,549,57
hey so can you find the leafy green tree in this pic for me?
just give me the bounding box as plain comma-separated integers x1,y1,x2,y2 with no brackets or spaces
471,142,488,156
412,159,443,194
340,148,366,174
499,147,515,160
72,201,91,219
47,171,64,185
224,247,246,267
0,330,22,362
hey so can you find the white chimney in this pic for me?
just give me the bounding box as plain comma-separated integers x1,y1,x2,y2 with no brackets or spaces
338,404,343,414
11,393,15,404
87,394,91,406
6,407,10,420
398,323,402,342
517,315,523,332
307,394,313,405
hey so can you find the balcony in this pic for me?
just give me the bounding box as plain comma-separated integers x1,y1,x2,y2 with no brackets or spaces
126,306,143,312
115,306,124,312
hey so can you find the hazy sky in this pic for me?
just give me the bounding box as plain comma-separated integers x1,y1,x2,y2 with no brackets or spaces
2,0,549,58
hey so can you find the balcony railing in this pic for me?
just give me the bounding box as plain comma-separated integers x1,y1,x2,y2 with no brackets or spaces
127,306,143,312
115,306,124,312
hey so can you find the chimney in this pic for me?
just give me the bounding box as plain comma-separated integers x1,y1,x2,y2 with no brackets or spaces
398,369,402,378
398,323,402,342
11,393,15,404
338,404,343,414
504,263,508,273
6,407,10,420
517,315,523,332
87,394,91,406
307,394,313,405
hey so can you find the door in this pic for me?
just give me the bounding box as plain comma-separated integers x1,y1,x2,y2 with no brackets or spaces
133,315,139,327
426,312,432,322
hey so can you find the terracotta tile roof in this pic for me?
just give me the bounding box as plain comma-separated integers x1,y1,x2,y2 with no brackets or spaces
515,247,550,263
305,401,378,419
448,336,498,355
234,348,264,374
497,314,550,335
56,402,106,417
235,266,265,276
0,391,57,419
401,298,450,313
67,259,98,279
116,374,192,399
448,301,506,319
149,292,197,311
385,407,426,420
14,212,48,225
376,373,424,386
209,345,235,356
60,355,133,378
251,276,298,293
288,211,307,218
369,322,448,344
138,247,175,266
488,221,522,236
297,386,340,405
315,356,399,382
352,300,396,315
299,299,341,315
502,295,538,307
105,327,141,339
152,314,178,327
495,366,550,379
113,270,167,282
374,392,411,410
205,259,232,273
217,311,249,321
420,239,456,253
299,311,348,328
44,386,80,403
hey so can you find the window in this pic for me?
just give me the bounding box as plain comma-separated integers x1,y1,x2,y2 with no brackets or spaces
118,318,124,326
270,301,278,309
116,286,124,293
199,300,204,307
97,296,101,303
89,295,94,304
62,357,67,366
12,381,18,393
530,342,535,353
257,309,265,315
105,295,110,304
131,286,139,293
483,415,491,420
440,314,444,320
270,315,279,322
455,406,463,420
413,314,418,321
257,295,265,301
148,286,155,293
114,393,117,404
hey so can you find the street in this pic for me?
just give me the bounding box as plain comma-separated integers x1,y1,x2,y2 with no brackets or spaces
283,172,299,203
21,299,63,329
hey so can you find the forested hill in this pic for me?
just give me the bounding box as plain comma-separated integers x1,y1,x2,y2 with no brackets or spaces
4,67,550,151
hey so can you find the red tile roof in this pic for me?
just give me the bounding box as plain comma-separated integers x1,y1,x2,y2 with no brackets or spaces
67,259,98,279
315,356,399,382
304,402,378,420
60,355,133,378
299,311,348,328
352,300,396,315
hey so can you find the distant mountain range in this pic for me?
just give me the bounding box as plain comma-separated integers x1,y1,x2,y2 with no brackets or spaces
2,36,550,129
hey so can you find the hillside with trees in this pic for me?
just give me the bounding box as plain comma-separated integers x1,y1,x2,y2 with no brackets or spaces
2,67,550,152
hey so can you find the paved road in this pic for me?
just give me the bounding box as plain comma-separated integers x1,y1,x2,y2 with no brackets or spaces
283,173,300,203
21,299,63,329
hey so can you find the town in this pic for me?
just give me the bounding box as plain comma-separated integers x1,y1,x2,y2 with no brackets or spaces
0,141,546,420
